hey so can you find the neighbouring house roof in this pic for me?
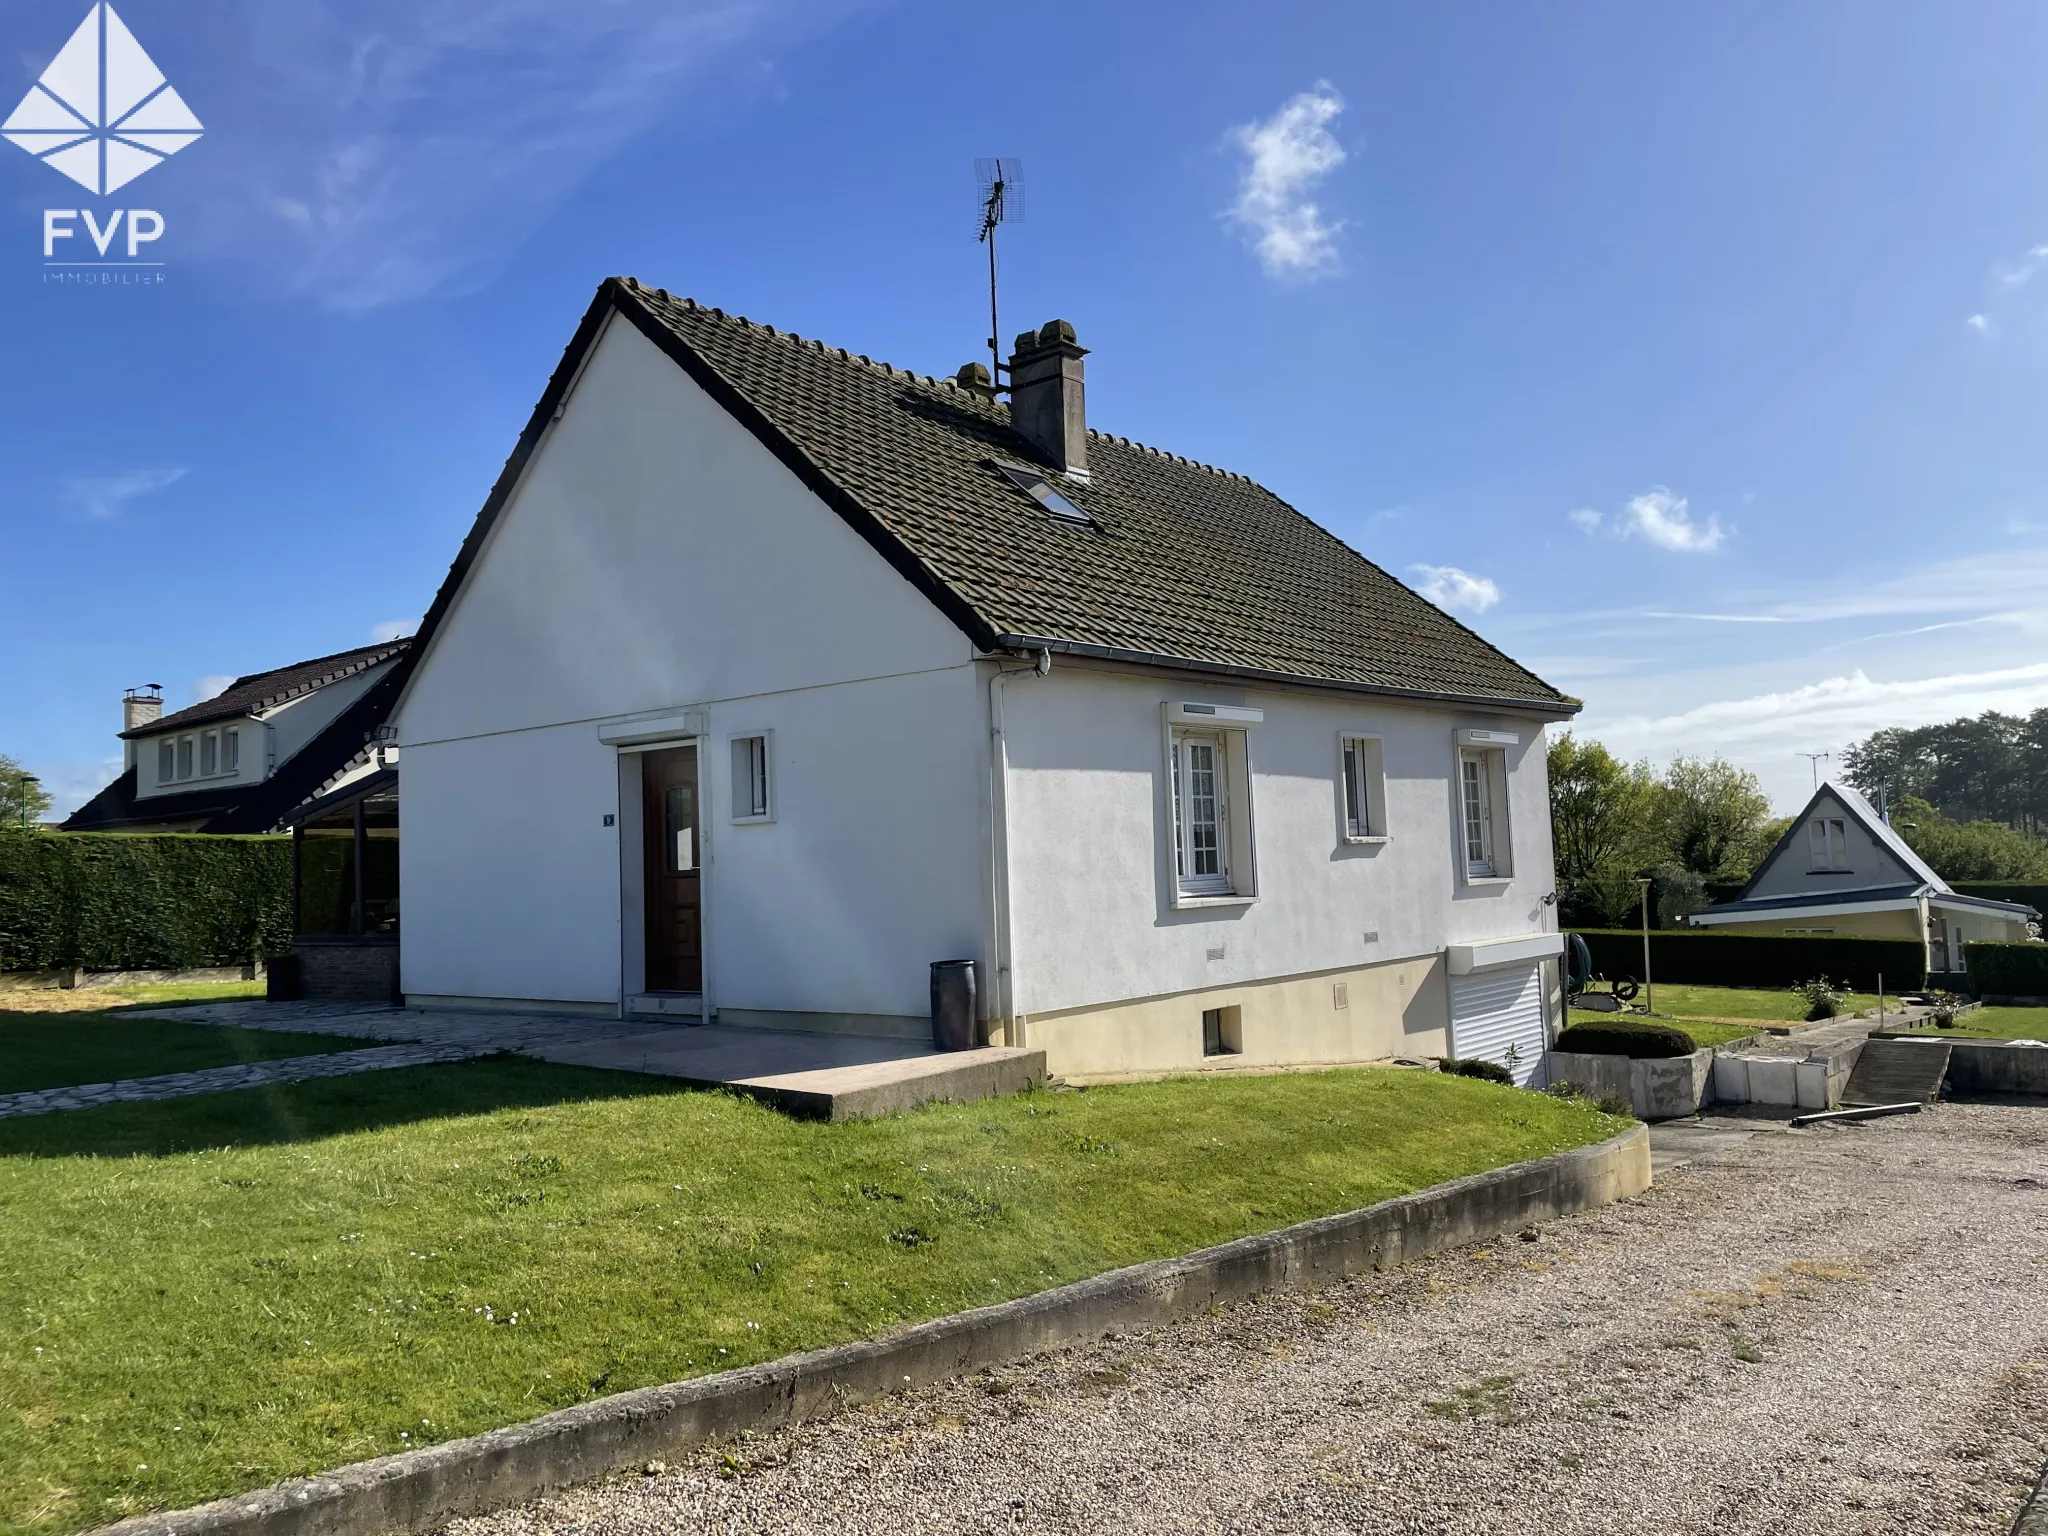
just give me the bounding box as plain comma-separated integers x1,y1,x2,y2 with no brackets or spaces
1693,780,2038,926
399,278,1575,716
122,640,411,739
61,662,405,835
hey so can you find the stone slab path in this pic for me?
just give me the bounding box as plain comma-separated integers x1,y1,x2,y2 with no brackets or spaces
35,1002,1040,1121
0,1040,481,1119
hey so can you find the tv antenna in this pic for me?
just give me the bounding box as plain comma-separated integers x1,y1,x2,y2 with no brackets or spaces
1800,751,1831,791
975,157,1025,390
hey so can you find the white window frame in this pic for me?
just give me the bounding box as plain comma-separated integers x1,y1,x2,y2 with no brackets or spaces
1163,705,1259,906
201,730,219,776
728,731,773,824
176,735,195,780
156,739,174,786
1457,743,1514,883
1338,733,1388,843
1808,817,1850,871
221,727,240,774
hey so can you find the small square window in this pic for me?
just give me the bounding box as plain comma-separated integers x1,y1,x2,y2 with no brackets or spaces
176,736,194,779
1808,817,1849,871
730,734,772,822
1201,1005,1243,1057
157,740,174,785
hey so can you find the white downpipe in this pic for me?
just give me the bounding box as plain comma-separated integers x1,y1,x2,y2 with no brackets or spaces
987,649,1050,1046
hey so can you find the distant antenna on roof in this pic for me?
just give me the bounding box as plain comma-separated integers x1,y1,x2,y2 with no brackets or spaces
975,157,1025,390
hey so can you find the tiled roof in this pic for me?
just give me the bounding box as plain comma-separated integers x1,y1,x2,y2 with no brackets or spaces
125,641,411,738
601,281,1572,712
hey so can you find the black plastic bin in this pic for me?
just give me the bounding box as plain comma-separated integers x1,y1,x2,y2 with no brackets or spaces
930,959,979,1052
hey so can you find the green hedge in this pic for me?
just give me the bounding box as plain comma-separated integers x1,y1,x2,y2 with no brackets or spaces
1964,942,2048,998
1569,928,1925,993
1950,882,2048,915
0,833,292,972
1554,1021,1697,1058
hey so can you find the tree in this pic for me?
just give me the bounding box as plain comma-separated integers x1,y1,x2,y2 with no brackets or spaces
1844,710,2048,836
1547,732,1656,925
0,754,52,832
1652,755,1774,880
1890,796,2048,881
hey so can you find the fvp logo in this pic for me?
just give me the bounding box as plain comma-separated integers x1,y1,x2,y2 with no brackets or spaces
3,2,202,194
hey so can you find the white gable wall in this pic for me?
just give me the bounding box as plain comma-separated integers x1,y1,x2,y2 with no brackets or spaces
1744,790,1918,900
394,317,985,1012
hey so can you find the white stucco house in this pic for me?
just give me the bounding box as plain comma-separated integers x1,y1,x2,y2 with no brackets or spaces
387,277,1579,1083
1688,780,2036,972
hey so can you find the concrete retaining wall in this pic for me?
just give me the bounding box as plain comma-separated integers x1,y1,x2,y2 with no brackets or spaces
93,1126,1650,1536
1549,1049,1711,1120
0,965,262,991
1944,1040,2048,1096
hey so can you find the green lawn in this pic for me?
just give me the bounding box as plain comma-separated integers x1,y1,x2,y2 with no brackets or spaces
0,1010,379,1096
1904,1005,2048,1041
97,981,267,1007
0,1061,1625,1534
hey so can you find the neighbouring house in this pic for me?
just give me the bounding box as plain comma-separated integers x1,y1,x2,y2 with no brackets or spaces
387,277,1578,1082
63,642,409,835
1688,780,2037,972
62,642,409,1001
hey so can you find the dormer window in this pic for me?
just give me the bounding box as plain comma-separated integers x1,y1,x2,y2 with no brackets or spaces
992,462,1092,524
1808,817,1850,871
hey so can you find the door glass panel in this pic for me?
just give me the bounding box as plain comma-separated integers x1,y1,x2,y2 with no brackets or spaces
667,785,696,872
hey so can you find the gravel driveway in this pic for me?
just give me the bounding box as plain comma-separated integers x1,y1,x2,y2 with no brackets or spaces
450,1104,2048,1536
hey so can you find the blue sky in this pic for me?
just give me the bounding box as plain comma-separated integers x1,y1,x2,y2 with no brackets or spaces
5,0,2048,814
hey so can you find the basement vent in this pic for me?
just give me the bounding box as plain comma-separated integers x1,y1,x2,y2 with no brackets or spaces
1333,982,1349,1010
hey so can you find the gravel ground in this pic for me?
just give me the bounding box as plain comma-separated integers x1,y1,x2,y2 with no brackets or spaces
450,1104,2048,1536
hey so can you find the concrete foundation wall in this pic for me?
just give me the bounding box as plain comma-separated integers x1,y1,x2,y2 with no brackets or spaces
1945,1040,2048,1095
1028,953,1449,1081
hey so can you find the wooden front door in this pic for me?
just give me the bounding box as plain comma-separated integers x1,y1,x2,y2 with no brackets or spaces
641,746,702,992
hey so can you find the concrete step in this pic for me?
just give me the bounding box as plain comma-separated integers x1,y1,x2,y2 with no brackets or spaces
1842,1039,1951,1106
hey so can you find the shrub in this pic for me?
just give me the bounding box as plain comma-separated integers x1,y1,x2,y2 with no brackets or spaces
1553,1021,1697,1059
1794,976,1846,1022
1544,1081,1634,1117
0,833,292,972
1964,941,2048,999
1569,928,1924,993
1439,1057,1513,1085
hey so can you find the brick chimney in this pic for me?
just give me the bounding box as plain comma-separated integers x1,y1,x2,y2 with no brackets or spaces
1007,319,1088,476
122,685,162,771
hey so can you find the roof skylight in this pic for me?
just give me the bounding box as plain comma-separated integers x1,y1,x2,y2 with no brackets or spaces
993,462,1093,524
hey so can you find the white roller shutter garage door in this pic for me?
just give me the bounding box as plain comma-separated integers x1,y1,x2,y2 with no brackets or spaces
1448,962,1547,1087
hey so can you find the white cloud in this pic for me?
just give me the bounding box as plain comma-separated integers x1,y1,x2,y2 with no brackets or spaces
1966,313,1989,333
176,0,882,312
1619,487,1725,553
193,675,236,703
1226,82,1347,278
1567,507,1603,533
371,619,417,644
60,467,187,520
1993,244,2048,287
1411,563,1501,614
31,758,122,819
1582,662,2048,811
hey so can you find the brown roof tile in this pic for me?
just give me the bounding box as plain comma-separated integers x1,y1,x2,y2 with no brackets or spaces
612,283,1570,712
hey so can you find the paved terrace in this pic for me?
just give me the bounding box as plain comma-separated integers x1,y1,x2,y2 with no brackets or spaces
7,1001,1044,1121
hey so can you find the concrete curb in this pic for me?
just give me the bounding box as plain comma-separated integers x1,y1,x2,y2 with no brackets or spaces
2014,1457,2048,1536
94,1124,1651,1536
